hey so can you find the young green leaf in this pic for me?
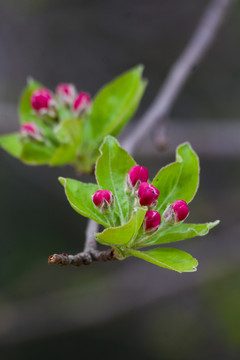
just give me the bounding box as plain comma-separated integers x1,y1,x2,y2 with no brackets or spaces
96,207,147,246
128,248,198,273
19,78,43,124
0,133,22,158
50,145,76,166
57,101,75,122
59,177,110,227
95,136,135,223
88,65,146,142
21,141,55,165
135,220,220,248
153,142,199,213
54,118,83,146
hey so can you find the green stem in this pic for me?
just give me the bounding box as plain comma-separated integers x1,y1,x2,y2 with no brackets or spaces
127,191,137,221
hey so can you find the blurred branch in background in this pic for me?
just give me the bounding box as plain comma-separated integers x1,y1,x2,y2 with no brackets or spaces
122,0,235,153
48,0,235,266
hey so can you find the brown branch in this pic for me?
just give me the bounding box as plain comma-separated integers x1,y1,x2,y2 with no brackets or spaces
48,218,117,266
122,0,235,154
48,248,117,266
48,0,235,267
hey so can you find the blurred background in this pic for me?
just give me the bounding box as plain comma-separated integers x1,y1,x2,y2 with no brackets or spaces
0,0,240,359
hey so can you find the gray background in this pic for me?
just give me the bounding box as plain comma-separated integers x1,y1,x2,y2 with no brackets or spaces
0,1,240,359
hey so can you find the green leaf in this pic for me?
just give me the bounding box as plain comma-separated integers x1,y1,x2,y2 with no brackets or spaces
0,133,22,158
135,220,220,248
31,118,58,145
50,144,76,166
57,101,75,122
20,141,55,165
50,119,84,166
89,65,146,142
59,177,110,227
153,142,199,213
96,207,147,246
19,78,43,124
95,136,135,223
54,118,82,146
128,248,198,273
110,77,147,137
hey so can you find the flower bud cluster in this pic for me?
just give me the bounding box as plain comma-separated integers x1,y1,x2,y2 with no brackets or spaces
126,166,161,232
91,165,190,237
21,84,92,142
31,84,91,116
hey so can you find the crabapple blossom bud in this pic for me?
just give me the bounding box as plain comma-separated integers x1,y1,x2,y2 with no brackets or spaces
92,190,113,210
172,200,189,221
144,210,161,232
138,182,159,206
128,165,149,187
55,83,77,105
73,92,91,114
163,199,189,223
20,122,42,140
31,88,55,114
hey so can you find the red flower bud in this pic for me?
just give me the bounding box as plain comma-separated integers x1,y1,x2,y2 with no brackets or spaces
73,92,91,114
31,88,54,113
128,165,149,187
92,190,113,209
144,210,161,231
172,200,189,221
20,122,42,140
138,182,159,206
55,83,76,104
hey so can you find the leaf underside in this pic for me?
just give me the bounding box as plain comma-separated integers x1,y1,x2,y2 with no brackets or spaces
127,248,198,273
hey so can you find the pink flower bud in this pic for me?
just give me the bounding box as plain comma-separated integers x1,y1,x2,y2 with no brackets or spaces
163,200,189,223
138,182,159,206
31,88,54,113
92,190,113,210
144,210,161,231
55,83,77,105
172,200,189,221
20,122,42,140
128,165,149,187
73,92,91,114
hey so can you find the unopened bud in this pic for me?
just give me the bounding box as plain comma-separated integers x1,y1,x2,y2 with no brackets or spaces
92,190,113,210
128,165,149,187
138,182,159,207
144,210,161,232
20,122,42,140
31,88,55,115
163,199,189,223
55,83,77,105
172,200,189,221
73,92,91,115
